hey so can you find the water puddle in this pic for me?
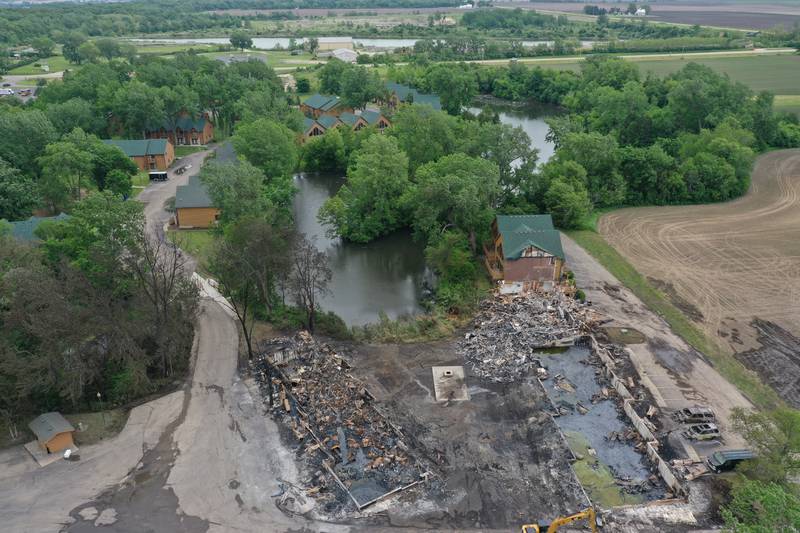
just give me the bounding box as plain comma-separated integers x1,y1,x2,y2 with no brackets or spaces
538,346,663,507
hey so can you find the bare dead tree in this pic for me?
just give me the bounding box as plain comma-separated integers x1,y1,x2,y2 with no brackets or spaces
289,235,332,335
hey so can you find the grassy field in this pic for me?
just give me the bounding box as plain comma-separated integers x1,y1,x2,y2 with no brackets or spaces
66,409,128,446
167,229,215,273
9,55,72,75
775,95,800,117
130,172,150,198
567,228,783,411
175,146,206,157
134,43,217,55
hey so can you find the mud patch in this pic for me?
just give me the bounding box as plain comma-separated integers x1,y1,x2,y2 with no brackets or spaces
648,278,704,323
735,319,800,408
601,326,646,345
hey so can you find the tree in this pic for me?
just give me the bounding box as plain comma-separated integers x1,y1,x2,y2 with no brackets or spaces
318,59,349,95
306,37,319,55
0,159,39,221
230,31,253,52
31,37,55,58
406,153,501,252
680,152,737,202
319,135,410,242
44,98,104,135
0,110,57,176
427,63,478,115
77,41,101,64
200,160,270,225
288,235,332,334
38,139,94,208
388,104,458,172
159,85,200,137
301,127,347,173
731,408,800,485
60,32,87,64
544,178,592,229
340,66,383,110
231,118,298,179
296,77,311,93
89,141,138,193
557,132,626,207
95,38,121,61
111,81,166,137
722,480,800,532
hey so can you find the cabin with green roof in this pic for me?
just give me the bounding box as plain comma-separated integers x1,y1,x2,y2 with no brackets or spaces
102,138,175,171
485,214,565,285
300,93,352,119
385,82,442,111
146,113,214,146
175,176,220,228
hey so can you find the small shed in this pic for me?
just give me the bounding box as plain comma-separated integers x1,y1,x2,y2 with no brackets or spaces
28,412,75,454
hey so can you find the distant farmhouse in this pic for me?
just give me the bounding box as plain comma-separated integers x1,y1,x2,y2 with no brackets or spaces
146,114,214,146
175,175,219,229
385,82,442,111
485,214,565,287
6,213,70,243
103,139,175,171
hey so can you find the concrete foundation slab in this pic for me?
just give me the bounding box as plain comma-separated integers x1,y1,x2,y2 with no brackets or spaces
431,366,469,402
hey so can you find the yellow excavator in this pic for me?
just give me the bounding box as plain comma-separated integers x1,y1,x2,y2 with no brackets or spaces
520,508,598,533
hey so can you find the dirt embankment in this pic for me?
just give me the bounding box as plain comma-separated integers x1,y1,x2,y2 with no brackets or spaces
599,149,800,405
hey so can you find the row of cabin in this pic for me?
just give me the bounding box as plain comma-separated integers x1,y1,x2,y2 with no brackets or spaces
303,110,391,139
145,115,214,146
485,214,566,288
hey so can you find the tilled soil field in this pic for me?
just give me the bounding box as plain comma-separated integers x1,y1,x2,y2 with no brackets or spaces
599,149,800,405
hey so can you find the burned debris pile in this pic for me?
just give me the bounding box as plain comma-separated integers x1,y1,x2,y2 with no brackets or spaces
252,333,428,511
461,291,599,382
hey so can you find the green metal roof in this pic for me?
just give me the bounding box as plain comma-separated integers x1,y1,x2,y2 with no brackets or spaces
173,115,207,131
102,139,169,157
29,412,74,442
360,110,383,125
9,213,70,242
304,117,318,131
175,176,214,209
385,81,442,111
317,115,341,129
303,93,340,111
495,215,563,260
338,112,359,126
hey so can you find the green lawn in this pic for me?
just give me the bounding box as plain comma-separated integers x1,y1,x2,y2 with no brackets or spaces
9,55,72,75
130,172,150,198
566,228,783,411
167,229,215,273
65,409,128,446
135,43,216,55
175,146,206,157
775,95,800,118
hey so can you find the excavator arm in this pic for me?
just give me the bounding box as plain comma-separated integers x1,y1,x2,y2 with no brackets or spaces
520,508,597,533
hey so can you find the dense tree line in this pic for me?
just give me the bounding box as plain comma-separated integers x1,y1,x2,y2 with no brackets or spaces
0,193,198,426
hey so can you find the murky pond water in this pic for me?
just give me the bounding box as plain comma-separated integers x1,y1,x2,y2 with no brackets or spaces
470,99,561,164
293,173,427,327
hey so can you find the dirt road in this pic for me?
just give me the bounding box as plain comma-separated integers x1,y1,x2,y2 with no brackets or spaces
599,149,800,406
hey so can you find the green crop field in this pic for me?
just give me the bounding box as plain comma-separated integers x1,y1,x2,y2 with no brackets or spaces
9,55,72,75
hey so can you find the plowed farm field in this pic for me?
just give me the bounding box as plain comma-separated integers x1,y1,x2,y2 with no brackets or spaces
599,150,800,406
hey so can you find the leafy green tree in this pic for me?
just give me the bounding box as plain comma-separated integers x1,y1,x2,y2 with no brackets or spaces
427,63,478,115
580,56,639,90
60,32,87,64
159,85,200,136
722,480,800,532
425,230,481,314
44,97,104,135
77,41,101,64
0,159,39,221
557,132,626,207
230,31,253,52
619,145,682,205
296,77,311,93
406,153,501,252
111,81,166,137
31,37,55,58
200,160,270,226
319,135,410,242
306,37,319,55
318,59,349,95
38,138,94,208
0,110,57,175
95,38,121,61
340,67,383,110
232,118,298,179
301,128,347,173
544,178,592,229
388,104,458,172
680,152,737,202
89,142,138,193
731,408,800,485
104,169,132,198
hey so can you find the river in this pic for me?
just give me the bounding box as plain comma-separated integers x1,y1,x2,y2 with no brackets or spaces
293,101,558,326
129,37,596,51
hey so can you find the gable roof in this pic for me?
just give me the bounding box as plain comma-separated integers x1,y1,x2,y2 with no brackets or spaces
385,81,442,111
9,213,70,242
303,93,341,111
175,176,214,209
496,214,564,260
360,110,385,125
173,115,207,131
317,114,341,129
338,111,360,126
102,139,169,157
29,412,74,443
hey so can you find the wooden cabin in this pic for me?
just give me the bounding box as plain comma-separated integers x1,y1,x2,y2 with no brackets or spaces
485,214,565,285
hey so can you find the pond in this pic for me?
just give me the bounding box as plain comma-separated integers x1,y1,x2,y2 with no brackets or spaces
293,173,428,327
469,99,562,164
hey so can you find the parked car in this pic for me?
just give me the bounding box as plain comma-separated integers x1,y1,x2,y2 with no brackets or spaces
682,423,721,441
672,406,715,424
706,449,754,473
1,82,11,87
149,171,169,182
